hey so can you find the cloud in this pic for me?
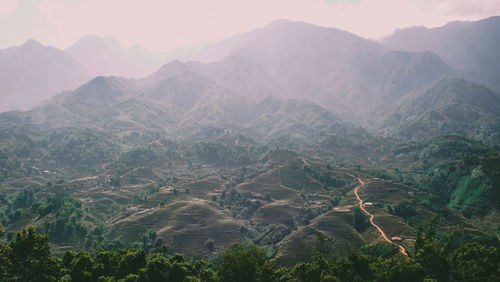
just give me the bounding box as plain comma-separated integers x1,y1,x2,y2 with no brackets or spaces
0,0,19,17
35,0,451,49
322,0,360,6
419,0,500,18
1,0,499,51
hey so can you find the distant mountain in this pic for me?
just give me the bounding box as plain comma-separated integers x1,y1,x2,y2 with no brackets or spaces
316,50,455,124
66,35,168,78
1,18,499,259
246,97,369,148
2,18,499,143
378,78,500,143
190,19,385,102
383,16,500,93
0,40,90,112
170,20,456,125
0,62,369,151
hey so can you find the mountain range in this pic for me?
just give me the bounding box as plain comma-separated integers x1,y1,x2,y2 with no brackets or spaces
2,17,500,145
1,16,499,263
383,16,500,93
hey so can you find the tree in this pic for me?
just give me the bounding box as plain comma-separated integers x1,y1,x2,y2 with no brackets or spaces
69,251,93,282
138,255,170,281
117,249,147,278
3,226,61,281
287,255,332,282
332,253,373,281
450,242,500,281
413,218,451,281
0,224,7,279
217,243,267,282
259,260,279,282
352,207,370,232
375,255,424,282
393,202,417,223
315,232,335,257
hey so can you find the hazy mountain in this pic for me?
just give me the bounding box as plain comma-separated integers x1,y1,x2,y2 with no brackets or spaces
378,78,500,143
1,17,499,267
189,19,385,101
316,50,456,124
383,16,500,92
166,20,457,126
66,35,168,78
246,97,369,148
0,60,373,155
0,39,90,112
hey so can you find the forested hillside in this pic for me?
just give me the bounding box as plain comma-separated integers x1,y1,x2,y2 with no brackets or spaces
1,15,499,281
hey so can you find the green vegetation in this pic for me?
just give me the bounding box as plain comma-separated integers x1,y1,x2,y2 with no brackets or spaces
0,225,498,281
352,207,370,232
0,97,498,274
418,137,499,216
390,202,417,224
0,132,498,263
1,18,500,282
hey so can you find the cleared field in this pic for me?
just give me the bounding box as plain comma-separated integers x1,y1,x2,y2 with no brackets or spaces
108,199,244,259
275,210,362,266
252,201,300,227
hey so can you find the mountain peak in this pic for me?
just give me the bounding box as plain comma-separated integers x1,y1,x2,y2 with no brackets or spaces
20,39,44,50
261,18,340,34
143,60,191,85
266,18,296,26
68,35,121,51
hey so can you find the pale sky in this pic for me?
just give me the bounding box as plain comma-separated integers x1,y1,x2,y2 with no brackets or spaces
1,0,499,51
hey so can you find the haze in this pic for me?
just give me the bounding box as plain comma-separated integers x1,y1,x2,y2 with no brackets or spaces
1,0,500,52
1,1,500,280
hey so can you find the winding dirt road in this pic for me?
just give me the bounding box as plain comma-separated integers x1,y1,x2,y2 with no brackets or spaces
354,178,408,256
300,158,408,255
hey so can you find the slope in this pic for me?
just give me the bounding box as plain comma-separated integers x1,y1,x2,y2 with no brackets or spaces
383,16,500,93
0,40,90,112
378,78,500,143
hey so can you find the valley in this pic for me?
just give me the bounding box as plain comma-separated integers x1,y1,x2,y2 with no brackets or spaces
1,13,499,281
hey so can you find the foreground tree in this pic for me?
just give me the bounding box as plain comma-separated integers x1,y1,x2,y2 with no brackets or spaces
217,243,267,282
0,224,498,281
2,226,60,281
450,241,500,281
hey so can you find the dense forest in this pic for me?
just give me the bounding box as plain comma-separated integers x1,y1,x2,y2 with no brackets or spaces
0,221,498,281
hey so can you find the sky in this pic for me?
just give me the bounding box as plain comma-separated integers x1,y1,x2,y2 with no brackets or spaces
0,0,499,51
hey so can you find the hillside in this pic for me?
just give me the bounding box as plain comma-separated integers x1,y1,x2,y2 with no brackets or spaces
383,16,500,93
168,20,457,125
0,40,90,112
0,16,499,274
6,64,369,150
378,78,500,143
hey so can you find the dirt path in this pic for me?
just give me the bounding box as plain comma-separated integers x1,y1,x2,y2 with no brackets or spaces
297,159,408,255
60,175,99,185
354,178,408,256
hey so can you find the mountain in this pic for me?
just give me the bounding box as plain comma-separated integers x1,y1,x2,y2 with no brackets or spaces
66,35,167,78
246,97,370,149
3,60,365,151
0,18,498,266
171,20,456,125
191,19,385,101
378,78,500,143
0,40,90,112
316,50,455,124
383,16,500,93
